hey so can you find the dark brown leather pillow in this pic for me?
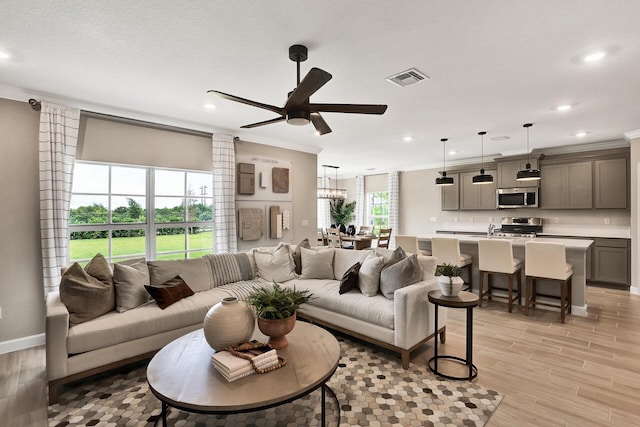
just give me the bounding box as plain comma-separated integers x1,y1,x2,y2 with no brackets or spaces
145,276,194,309
339,262,361,294
293,238,311,275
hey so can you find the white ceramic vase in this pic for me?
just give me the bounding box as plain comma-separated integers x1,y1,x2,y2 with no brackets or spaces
203,297,256,350
437,275,464,297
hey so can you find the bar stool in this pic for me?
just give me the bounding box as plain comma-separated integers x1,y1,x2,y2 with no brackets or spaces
394,235,431,255
478,239,522,313
431,237,473,290
524,241,573,323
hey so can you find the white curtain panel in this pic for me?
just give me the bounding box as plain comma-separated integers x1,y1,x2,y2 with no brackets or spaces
319,176,331,228
39,102,80,295
212,134,237,253
387,171,400,249
355,175,365,227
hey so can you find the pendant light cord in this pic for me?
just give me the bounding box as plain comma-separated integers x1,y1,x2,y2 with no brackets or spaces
523,123,533,168
478,131,487,172
441,138,448,174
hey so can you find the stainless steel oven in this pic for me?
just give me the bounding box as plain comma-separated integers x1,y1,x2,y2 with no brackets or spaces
496,187,539,209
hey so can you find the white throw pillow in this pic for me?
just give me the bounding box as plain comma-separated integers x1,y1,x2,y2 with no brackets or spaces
416,255,438,280
358,253,385,297
254,244,296,282
112,258,152,312
300,247,335,279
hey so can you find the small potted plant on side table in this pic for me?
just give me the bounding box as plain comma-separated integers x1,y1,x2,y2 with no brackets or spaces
246,281,316,349
435,263,464,296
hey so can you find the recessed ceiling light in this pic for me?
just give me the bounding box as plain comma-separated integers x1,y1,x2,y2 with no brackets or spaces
490,135,510,141
0,51,10,60
575,131,587,137
365,167,376,171
556,104,572,111
403,136,413,142
204,103,216,110
584,51,605,62
448,150,456,155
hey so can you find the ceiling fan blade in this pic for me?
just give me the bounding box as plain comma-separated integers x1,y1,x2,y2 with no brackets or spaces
207,90,284,115
309,103,388,115
241,116,286,129
310,113,332,135
284,67,332,109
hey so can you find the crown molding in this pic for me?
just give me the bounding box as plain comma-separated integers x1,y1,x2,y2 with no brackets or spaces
623,129,640,141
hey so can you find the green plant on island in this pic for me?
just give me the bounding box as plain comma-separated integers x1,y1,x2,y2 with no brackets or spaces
245,281,316,320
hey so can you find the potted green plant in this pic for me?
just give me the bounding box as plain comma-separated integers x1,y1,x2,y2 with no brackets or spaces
329,198,356,233
435,263,464,296
245,281,316,349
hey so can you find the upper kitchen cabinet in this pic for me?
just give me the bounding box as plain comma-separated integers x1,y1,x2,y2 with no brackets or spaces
540,162,592,209
440,172,460,211
594,158,628,209
460,170,497,210
496,158,540,188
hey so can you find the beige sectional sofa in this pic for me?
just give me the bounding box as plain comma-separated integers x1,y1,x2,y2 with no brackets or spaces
46,243,446,403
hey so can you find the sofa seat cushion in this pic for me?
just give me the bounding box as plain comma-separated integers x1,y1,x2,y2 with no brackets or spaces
67,279,270,355
281,279,394,329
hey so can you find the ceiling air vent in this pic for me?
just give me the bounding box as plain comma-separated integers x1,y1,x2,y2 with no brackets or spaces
385,68,429,87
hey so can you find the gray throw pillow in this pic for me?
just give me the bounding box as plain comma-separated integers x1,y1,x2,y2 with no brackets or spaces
380,254,423,300
113,259,152,312
293,238,311,275
59,262,115,326
358,254,385,297
375,246,406,268
300,247,335,279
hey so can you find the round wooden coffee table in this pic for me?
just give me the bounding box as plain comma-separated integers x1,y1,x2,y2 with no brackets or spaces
147,321,341,426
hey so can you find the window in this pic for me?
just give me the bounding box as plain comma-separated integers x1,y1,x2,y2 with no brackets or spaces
367,192,389,232
69,162,213,264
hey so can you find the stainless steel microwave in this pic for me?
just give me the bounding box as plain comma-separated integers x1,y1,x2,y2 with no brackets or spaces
496,187,539,209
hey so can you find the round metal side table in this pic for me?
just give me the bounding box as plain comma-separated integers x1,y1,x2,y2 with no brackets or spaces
428,290,479,380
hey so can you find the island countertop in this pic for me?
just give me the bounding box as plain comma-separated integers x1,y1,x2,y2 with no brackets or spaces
418,234,593,250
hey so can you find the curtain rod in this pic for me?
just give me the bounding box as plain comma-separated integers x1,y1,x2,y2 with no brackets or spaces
26,98,238,141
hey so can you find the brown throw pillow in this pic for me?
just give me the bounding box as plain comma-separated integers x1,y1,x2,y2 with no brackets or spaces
59,262,116,326
84,253,113,287
293,238,311,275
145,276,194,309
339,262,361,294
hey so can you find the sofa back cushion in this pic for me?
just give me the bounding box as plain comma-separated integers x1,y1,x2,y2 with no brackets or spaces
148,258,214,292
333,248,370,280
300,247,335,279
203,253,255,288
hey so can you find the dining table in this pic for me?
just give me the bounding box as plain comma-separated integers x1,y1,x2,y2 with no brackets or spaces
340,234,376,250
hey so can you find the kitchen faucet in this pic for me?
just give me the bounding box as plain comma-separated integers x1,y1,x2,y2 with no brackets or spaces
488,224,495,237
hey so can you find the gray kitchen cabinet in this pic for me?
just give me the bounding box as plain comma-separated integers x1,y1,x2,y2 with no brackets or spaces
592,238,630,285
497,159,539,188
594,158,627,209
460,170,497,210
540,162,592,209
440,173,459,211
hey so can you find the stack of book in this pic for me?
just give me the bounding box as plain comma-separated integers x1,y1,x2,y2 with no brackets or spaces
211,346,281,382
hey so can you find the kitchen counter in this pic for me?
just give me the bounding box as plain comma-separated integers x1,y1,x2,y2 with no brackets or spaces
418,234,593,316
539,225,630,239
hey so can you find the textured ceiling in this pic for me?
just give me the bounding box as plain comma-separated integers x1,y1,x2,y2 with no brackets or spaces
1,1,639,177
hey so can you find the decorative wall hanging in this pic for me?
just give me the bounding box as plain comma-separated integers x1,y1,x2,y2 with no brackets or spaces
272,167,290,193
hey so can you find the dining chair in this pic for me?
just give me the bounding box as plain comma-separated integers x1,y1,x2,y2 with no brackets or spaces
377,228,392,249
477,239,522,312
431,237,473,290
524,241,573,323
326,228,342,248
317,228,327,246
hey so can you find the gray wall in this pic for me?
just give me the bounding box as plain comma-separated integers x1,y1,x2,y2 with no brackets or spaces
0,98,317,346
0,98,45,343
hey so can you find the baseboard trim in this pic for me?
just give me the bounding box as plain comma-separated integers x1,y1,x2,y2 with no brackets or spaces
630,286,639,296
0,333,45,355
571,304,588,317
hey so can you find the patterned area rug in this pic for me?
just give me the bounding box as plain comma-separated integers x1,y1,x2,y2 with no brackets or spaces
49,336,502,426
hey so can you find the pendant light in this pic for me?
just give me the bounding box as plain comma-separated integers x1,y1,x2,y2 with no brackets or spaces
317,164,348,199
472,131,493,184
516,123,541,181
435,138,454,186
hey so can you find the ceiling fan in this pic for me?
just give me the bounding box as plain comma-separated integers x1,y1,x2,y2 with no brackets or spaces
207,44,388,135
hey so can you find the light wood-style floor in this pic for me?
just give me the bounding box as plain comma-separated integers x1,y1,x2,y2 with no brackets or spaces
1,286,639,426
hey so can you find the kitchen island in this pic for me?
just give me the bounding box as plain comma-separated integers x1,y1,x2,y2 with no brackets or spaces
418,235,593,316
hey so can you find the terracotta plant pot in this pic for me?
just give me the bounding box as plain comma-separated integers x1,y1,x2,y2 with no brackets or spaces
257,313,296,349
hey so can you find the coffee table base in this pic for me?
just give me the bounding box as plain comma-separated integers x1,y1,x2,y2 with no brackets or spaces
153,382,340,427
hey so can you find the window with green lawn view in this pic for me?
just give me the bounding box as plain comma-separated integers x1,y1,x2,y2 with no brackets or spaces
367,192,389,232
69,162,214,264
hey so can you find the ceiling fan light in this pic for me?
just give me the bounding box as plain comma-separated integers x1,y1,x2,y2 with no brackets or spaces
287,110,311,125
